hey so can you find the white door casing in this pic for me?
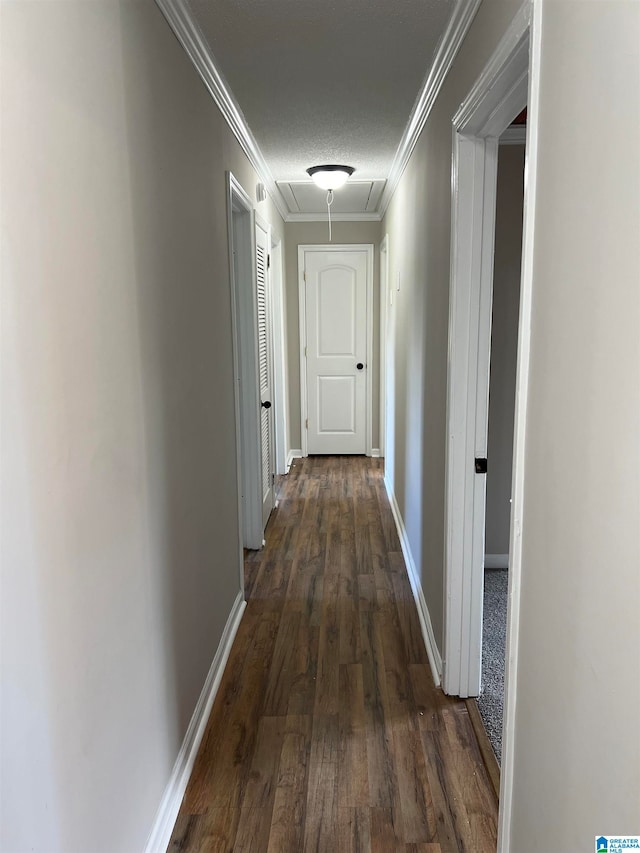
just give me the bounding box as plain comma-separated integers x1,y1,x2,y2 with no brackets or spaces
444,2,530,699
255,216,275,529
269,239,288,475
227,172,262,555
381,236,397,495
440,4,535,849
379,235,389,459
299,246,373,456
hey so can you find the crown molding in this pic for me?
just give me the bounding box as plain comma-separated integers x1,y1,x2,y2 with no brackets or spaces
286,212,382,223
155,0,290,221
157,0,496,222
500,125,527,145
378,0,483,218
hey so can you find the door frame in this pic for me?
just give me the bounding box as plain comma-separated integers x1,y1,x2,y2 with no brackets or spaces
442,1,540,844
379,235,389,458
227,172,263,553
298,244,374,457
255,212,276,528
269,236,289,475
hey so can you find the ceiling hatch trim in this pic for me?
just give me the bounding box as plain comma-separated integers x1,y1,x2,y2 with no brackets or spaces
378,0,484,217
155,0,290,221
278,180,386,221
287,212,383,223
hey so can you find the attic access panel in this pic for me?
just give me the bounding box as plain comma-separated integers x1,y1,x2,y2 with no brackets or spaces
277,180,385,215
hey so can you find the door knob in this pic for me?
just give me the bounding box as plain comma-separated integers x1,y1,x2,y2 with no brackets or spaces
356,362,364,370
261,400,272,409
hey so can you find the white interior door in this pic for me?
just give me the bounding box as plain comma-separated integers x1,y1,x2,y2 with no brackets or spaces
255,218,275,529
303,247,369,455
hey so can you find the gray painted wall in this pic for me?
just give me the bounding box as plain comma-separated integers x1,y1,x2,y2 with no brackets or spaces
381,0,523,648
283,220,382,451
485,144,525,558
0,2,283,850
383,0,640,846
509,1,640,846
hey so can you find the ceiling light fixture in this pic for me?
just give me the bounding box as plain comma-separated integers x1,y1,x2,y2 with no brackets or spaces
306,165,355,241
306,164,355,190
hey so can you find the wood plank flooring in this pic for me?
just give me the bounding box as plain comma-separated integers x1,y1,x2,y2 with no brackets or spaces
168,457,498,852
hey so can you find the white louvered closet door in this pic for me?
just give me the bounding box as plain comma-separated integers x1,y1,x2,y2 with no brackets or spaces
255,220,275,530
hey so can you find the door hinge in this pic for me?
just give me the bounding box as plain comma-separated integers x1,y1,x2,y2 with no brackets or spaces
267,254,271,269
304,345,307,357
303,270,306,282
305,418,308,430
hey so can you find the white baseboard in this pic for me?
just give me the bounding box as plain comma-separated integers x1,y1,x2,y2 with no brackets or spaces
484,553,509,569
144,591,246,852
383,478,442,686
286,449,303,472
370,447,381,458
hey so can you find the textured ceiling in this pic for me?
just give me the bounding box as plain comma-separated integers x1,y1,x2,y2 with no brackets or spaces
186,0,454,195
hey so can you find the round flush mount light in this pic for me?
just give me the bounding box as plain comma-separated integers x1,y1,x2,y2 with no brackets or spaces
306,164,355,190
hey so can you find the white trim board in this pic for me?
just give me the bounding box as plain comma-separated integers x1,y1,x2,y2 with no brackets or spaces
453,2,530,134
498,0,540,848
154,0,289,221
227,172,263,552
485,554,509,569
378,0,483,216
379,234,389,459
270,238,288,476
384,479,442,686
144,592,246,853
286,212,382,223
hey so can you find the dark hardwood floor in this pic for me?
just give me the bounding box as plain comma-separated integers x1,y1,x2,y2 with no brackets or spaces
169,456,498,852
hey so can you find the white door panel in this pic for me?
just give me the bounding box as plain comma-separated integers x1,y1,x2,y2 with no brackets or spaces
317,269,356,355
303,249,369,455
318,376,356,432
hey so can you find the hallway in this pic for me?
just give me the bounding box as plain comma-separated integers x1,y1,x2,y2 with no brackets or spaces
168,457,498,852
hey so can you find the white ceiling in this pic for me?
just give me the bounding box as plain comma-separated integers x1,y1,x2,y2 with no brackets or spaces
184,0,456,216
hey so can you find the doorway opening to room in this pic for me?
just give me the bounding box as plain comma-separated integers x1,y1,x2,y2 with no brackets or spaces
442,8,537,841
477,122,526,766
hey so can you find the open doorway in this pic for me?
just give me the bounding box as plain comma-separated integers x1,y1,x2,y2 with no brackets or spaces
443,10,530,701
442,10,538,835
478,131,526,763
